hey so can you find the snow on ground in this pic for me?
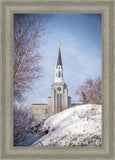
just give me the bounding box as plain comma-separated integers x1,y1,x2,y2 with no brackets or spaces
32,104,102,147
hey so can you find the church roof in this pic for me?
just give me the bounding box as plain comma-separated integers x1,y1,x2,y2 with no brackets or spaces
57,48,62,66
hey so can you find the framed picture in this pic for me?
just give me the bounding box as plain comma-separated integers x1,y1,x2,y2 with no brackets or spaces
0,0,114,159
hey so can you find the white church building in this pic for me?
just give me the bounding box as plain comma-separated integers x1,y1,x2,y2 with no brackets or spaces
29,42,71,124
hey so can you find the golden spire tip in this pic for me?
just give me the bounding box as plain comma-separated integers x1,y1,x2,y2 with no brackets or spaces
58,41,61,49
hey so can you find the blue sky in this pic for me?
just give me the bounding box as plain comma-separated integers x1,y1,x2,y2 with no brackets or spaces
26,14,102,104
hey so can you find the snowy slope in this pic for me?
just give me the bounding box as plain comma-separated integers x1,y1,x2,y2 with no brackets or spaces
32,104,102,147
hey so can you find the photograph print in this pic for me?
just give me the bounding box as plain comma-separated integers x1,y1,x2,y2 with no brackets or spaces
13,14,102,147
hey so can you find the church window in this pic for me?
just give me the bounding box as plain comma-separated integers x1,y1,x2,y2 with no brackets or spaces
57,93,62,112
57,94,59,112
60,94,62,111
58,71,61,77
56,73,57,77
57,94,59,107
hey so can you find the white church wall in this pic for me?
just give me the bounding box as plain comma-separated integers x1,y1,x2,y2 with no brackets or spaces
29,104,48,125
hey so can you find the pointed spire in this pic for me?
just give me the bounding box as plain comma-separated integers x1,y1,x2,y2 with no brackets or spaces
57,48,62,66
57,41,62,66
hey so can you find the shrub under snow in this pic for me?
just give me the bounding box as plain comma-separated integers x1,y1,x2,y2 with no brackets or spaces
32,104,102,147
13,101,29,146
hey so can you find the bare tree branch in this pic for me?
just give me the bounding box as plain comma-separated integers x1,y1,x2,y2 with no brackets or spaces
13,14,51,100
75,77,102,104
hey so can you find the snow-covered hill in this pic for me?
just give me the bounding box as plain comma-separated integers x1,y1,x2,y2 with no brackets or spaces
32,104,102,147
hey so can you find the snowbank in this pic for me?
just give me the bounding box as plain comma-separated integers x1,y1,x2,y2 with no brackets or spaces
32,104,102,147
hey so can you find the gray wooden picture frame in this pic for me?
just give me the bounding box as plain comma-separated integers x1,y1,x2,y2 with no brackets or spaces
0,0,114,159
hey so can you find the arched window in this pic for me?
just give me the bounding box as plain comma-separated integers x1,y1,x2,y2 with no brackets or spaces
56,73,57,77
58,71,61,77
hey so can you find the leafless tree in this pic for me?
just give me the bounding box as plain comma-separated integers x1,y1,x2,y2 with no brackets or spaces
75,77,102,104
13,14,51,100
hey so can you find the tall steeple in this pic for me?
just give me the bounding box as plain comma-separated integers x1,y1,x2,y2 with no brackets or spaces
54,41,64,83
49,41,71,114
